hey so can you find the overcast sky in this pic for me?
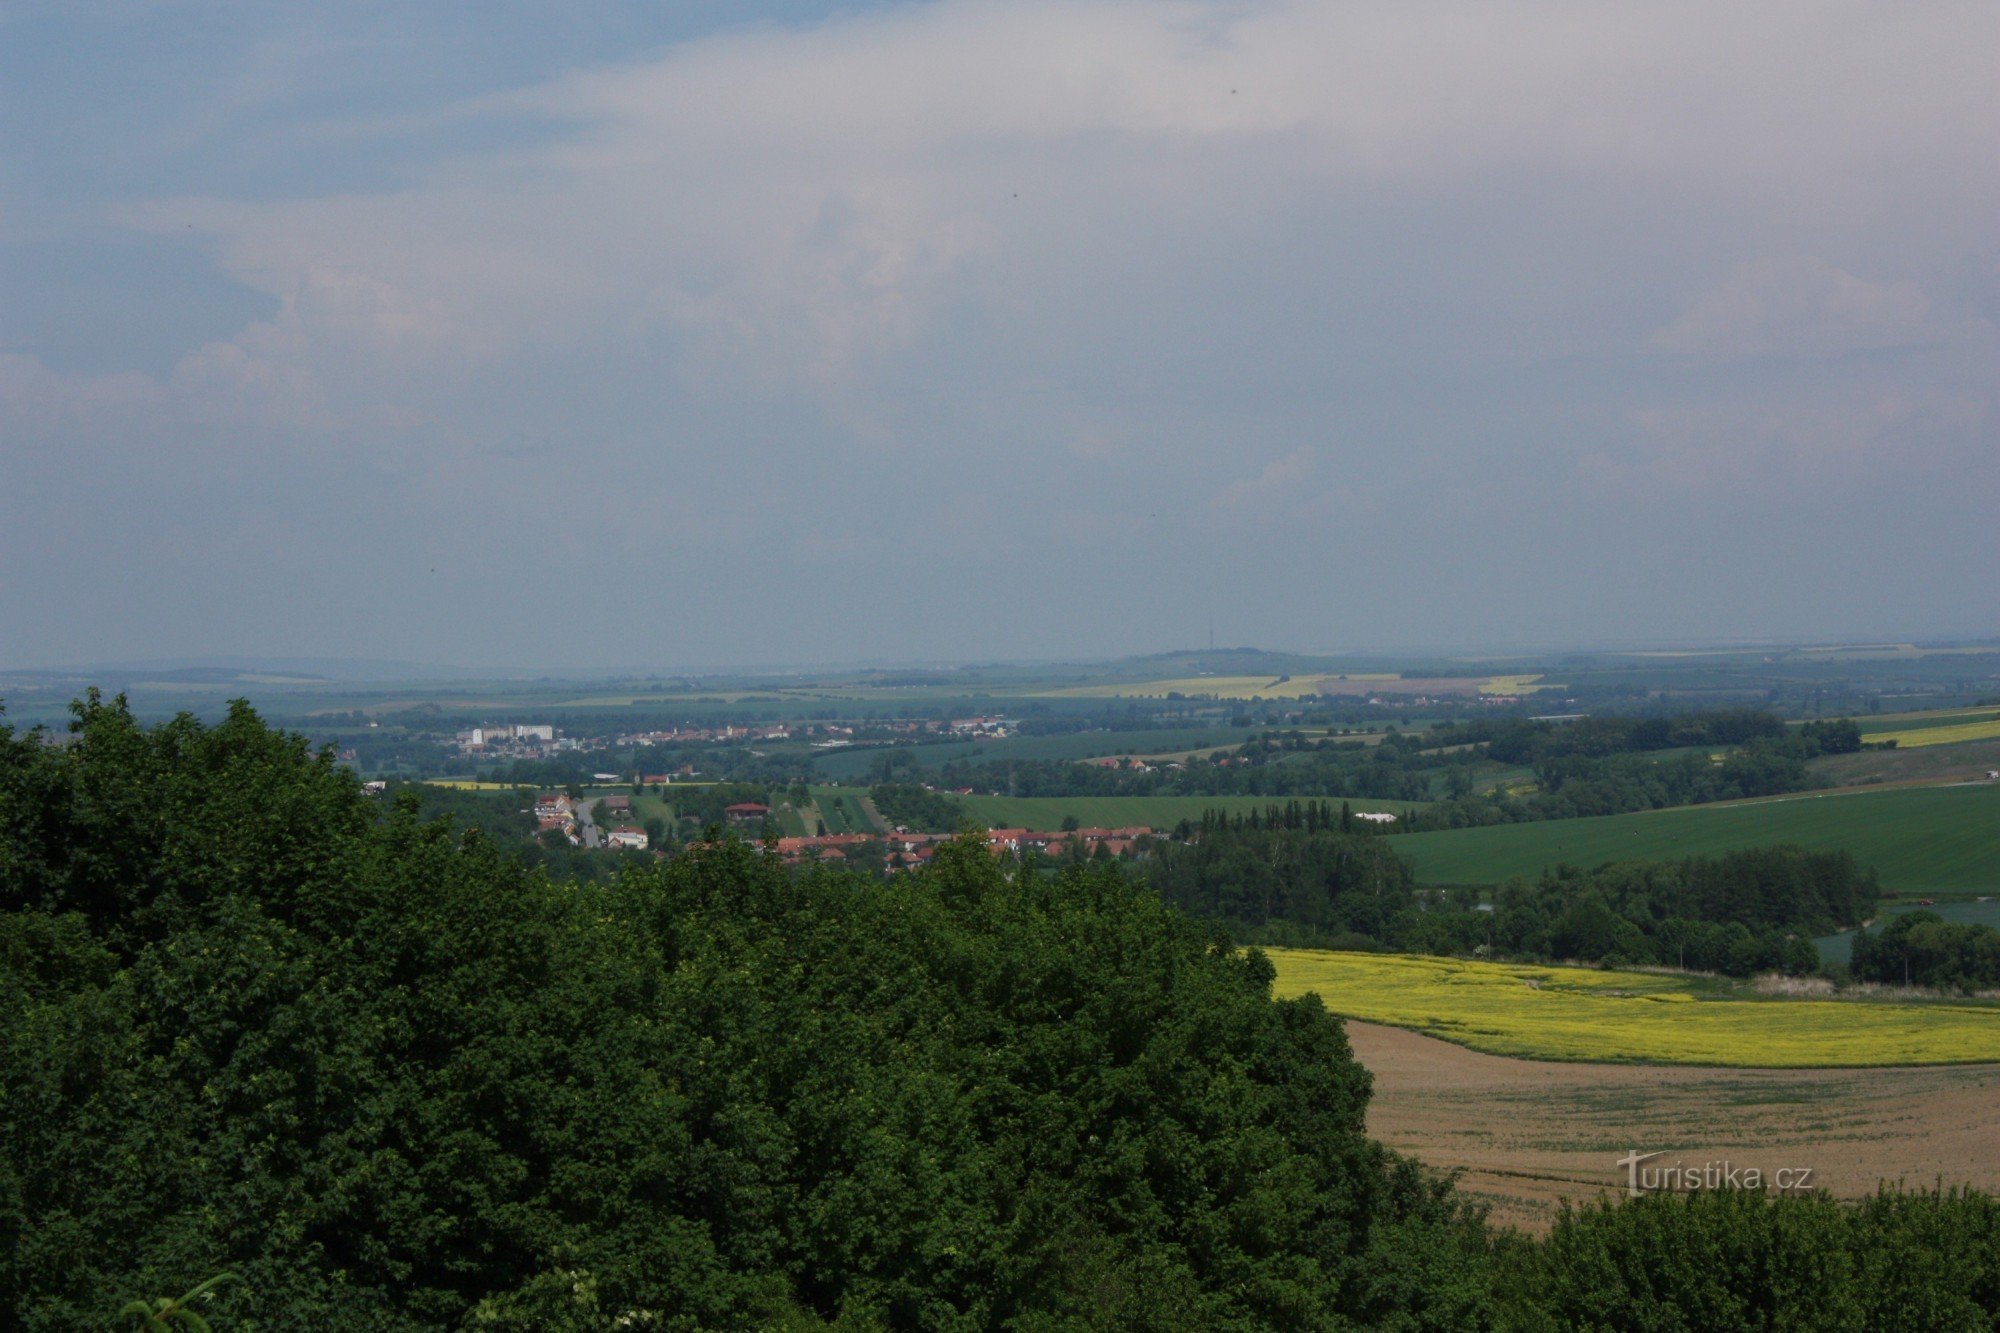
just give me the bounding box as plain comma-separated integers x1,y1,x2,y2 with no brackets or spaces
3,0,1996,671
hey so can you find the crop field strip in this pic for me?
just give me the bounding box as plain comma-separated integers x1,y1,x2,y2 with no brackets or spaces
1863,715,2000,748
1392,781,2000,891
1859,704,2000,728
1266,949,2000,1067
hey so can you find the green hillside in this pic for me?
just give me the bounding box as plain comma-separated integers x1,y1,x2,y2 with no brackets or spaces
1394,782,2000,892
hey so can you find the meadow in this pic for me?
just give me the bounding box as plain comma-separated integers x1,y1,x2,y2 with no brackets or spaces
957,793,1422,831
1266,949,2000,1066
1393,782,2000,892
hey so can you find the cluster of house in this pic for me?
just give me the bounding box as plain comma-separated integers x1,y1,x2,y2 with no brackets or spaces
533,790,655,850
455,723,575,757
948,716,1016,736
616,724,795,747
533,791,581,842
594,794,651,850
762,825,1158,869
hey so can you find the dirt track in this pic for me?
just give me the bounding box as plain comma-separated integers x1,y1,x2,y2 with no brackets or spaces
1347,1020,2000,1232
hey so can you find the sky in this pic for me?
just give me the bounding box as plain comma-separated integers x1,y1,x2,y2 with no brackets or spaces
3,0,1996,671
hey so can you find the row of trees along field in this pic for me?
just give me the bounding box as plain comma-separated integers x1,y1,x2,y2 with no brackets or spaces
1143,808,1874,973
910,709,1861,823
4,697,1995,1329
1852,910,2000,991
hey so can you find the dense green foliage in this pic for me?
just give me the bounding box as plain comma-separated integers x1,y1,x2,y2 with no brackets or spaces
1851,910,2000,992
1147,807,1416,948
395,781,615,881
663,781,774,832
867,782,967,833
1458,848,1876,975
1492,1186,2000,1331
1,697,1486,1329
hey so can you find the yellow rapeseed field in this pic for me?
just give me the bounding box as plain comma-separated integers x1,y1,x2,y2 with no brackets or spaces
1265,949,2000,1067
1479,674,1561,695
1867,716,2000,748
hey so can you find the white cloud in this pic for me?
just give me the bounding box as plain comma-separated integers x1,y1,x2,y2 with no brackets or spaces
1214,444,1316,509
1650,257,1941,360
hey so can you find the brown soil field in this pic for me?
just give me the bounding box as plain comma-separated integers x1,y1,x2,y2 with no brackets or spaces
1348,1020,2000,1233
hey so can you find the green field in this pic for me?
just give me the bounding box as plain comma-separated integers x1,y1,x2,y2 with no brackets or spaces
1392,783,2000,892
1266,949,2000,1067
957,793,1422,831
810,787,880,835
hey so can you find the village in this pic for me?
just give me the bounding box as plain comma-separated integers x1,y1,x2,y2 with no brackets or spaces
527,786,1164,869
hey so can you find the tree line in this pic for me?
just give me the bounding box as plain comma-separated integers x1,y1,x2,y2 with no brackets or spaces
1851,910,2000,991
1143,815,1872,974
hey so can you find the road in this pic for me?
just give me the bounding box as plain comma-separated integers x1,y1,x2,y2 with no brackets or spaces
574,796,602,848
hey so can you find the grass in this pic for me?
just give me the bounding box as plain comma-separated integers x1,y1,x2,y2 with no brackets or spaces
1393,782,2000,892
1265,949,2000,1066
956,793,1421,831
